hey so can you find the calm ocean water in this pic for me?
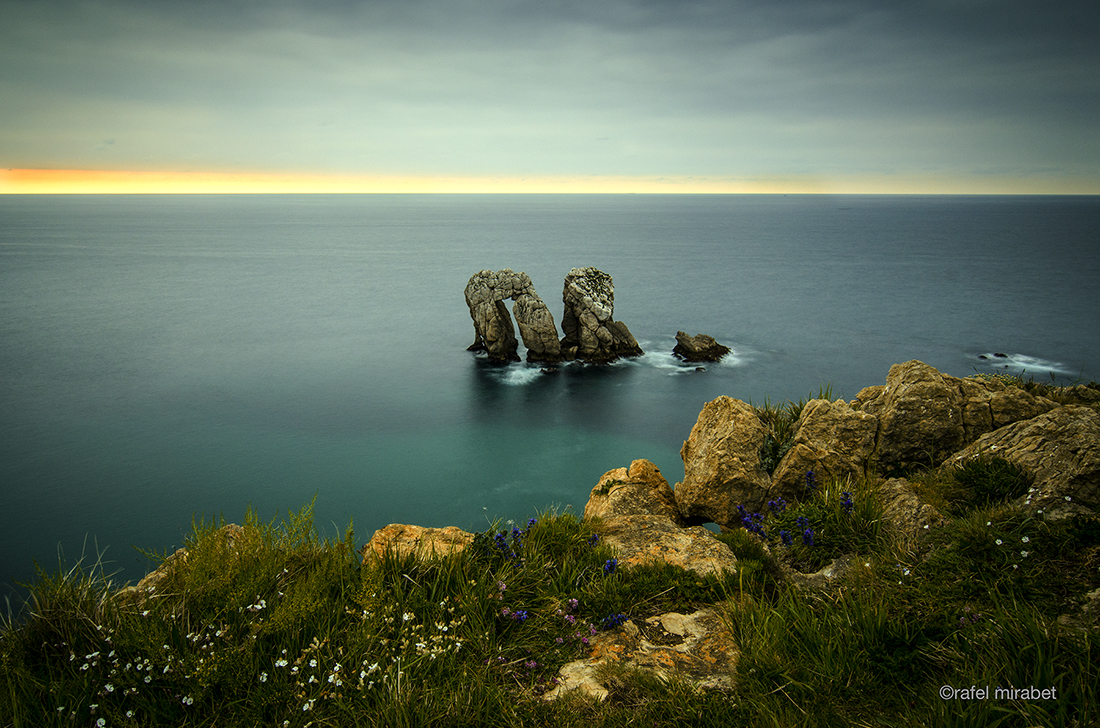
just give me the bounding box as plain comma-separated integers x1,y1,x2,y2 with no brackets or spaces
2,194,1098,597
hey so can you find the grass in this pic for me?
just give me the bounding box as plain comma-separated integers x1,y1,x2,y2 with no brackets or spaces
2,468,1098,727
754,385,833,474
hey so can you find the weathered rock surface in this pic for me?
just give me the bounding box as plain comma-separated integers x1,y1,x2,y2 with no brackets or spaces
787,555,854,591
770,398,878,503
1058,587,1100,630
672,332,731,363
877,477,947,542
851,360,1056,470
675,396,771,525
584,459,683,525
464,269,562,363
597,516,739,578
544,608,738,701
560,267,642,363
943,405,1100,520
361,524,475,561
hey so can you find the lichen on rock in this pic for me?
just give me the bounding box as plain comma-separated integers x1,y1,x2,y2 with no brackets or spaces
560,267,643,363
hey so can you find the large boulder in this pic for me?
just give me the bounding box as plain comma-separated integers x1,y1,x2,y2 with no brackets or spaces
584,459,683,525
464,269,562,363
770,398,879,503
675,396,771,525
560,267,643,363
361,524,475,561
544,608,738,701
851,361,1056,471
596,516,739,578
943,405,1100,520
672,332,731,363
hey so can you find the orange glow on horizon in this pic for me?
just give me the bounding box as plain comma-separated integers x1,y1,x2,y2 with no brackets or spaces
2,168,1097,195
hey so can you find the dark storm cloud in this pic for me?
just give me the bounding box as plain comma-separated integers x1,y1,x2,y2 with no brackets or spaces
2,0,1097,183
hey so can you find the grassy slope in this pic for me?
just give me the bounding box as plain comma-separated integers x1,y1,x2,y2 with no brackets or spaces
3,376,1099,727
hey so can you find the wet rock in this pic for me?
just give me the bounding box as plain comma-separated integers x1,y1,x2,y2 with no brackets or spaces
672,331,731,362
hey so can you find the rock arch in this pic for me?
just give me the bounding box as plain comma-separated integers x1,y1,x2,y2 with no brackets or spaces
464,269,562,363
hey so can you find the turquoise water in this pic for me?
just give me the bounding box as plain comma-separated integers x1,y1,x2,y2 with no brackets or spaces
2,194,1098,596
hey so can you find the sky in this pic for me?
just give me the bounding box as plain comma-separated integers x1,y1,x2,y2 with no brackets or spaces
2,0,1098,193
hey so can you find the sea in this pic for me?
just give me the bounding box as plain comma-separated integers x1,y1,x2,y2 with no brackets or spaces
2,194,1098,600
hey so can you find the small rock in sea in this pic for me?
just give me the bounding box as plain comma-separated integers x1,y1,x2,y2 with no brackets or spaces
695,367,706,372
672,331,731,362
979,355,988,360
994,352,1008,358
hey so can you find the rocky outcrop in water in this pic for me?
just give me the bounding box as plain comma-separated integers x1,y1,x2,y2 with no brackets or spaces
672,332,730,362
560,267,643,363
464,269,562,363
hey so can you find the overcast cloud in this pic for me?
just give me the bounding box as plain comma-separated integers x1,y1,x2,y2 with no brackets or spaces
2,0,1098,188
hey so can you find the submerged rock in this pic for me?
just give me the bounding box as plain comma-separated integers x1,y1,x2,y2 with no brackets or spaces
672,331,730,362
560,267,642,363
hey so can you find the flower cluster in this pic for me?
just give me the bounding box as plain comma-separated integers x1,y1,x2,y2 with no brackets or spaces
599,613,628,630
805,470,818,493
840,491,854,515
603,558,618,576
501,608,529,623
587,533,600,546
490,518,538,561
767,497,788,515
957,606,983,628
737,505,769,539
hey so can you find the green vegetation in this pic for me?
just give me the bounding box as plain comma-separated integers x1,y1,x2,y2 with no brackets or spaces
2,466,1098,726
755,385,833,474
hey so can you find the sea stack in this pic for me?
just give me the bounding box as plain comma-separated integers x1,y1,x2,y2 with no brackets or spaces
560,267,643,363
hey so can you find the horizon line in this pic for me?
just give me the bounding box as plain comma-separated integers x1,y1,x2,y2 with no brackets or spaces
3,168,1099,195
